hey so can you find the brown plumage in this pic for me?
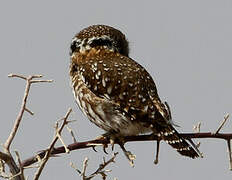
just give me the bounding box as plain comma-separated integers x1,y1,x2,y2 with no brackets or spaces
69,24,200,158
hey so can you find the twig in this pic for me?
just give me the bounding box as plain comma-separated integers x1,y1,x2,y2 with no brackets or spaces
0,149,22,180
67,126,77,143
56,126,70,153
24,108,34,115
70,162,82,174
193,122,201,133
33,108,72,180
15,151,25,180
215,114,230,134
8,74,27,80
71,153,118,180
4,74,53,151
0,74,52,180
81,157,88,179
30,80,53,83
87,152,118,179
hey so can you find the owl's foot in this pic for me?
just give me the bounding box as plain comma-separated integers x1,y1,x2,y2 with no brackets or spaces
96,132,136,167
118,142,136,167
96,131,119,152
93,134,109,154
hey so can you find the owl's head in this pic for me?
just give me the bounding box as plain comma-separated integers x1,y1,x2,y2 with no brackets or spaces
70,25,129,57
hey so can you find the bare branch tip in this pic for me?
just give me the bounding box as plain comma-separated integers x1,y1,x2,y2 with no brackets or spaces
31,75,43,78
8,73,13,77
25,108,34,116
8,73,27,80
215,113,230,134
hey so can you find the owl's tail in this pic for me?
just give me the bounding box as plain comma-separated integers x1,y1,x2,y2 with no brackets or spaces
157,125,200,158
151,98,201,158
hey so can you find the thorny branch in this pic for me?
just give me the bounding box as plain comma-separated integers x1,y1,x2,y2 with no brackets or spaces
33,108,72,180
4,74,53,151
70,152,118,180
22,128,232,170
1,72,232,180
0,74,52,180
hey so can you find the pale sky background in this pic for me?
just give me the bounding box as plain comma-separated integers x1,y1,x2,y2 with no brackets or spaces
1,0,232,179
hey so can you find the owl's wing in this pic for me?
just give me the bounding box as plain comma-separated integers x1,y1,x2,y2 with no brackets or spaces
71,49,200,158
75,49,168,123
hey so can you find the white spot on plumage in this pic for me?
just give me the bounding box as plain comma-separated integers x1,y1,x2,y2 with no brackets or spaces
143,105,148,112
118,72,123,75
142,98,146,102
102,78,106,87
95,73,99,80
164,132,169,136
81,75,85,83
105,77,110,82
178,147,190,151
119,93,124,100
97,70,101,76
104,67,110,71
107,86,113,94
103,93,110,100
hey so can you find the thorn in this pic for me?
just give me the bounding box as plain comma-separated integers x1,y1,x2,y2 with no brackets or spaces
215,113,230,134
103,144,108,154
25,107,34,115
193,122,201,133
92,146,98,152
66,126,77,143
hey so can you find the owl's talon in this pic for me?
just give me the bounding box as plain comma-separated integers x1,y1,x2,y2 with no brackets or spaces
103,144,109,154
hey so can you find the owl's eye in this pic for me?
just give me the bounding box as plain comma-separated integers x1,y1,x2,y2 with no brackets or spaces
69,38,81,55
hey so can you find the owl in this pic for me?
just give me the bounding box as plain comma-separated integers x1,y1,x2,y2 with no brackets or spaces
69,25,199,159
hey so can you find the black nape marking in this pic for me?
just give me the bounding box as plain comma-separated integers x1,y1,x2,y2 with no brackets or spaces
89,38,113,49
70,40,80,56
